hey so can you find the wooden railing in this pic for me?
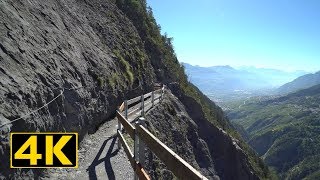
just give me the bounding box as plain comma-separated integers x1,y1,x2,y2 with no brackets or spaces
116,86,208,180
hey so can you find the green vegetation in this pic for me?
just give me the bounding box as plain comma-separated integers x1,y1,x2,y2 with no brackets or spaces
97,76,105,87
228,84,320,179
115,0,186,84
108,73,121,90
112,49,134,85
92,71,122,89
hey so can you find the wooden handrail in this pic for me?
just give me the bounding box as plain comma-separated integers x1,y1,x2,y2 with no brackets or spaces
136,125,207,180
153,89,162,94
135,162,150,180
128,92,152,106
154,85,162,90
116,111,135,139
153,95,161,101
127,107,141,117
143,92,152,99
119,102,125,112
128,96,141,106
116,86,207,180
117,130,134,167
118,130,150,180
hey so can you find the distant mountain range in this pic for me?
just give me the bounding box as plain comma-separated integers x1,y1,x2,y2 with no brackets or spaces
278,71,320,94
183,63,267,91
182,63,307,102
238,66,307,87
228,84,320,179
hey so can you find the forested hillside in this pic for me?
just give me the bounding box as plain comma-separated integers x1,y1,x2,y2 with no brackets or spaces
229,84,320,179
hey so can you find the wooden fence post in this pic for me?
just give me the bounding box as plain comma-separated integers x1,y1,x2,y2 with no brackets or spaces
151,91,154,107
134,123,140,180
141,95,145,117
161,86,164,100
117,108,122,149
124,100,128,119
138,117,146,167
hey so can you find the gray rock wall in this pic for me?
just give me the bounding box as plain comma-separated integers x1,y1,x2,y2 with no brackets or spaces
0,0,154,178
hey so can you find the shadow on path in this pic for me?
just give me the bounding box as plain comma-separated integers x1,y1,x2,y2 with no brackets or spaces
87,135,119,180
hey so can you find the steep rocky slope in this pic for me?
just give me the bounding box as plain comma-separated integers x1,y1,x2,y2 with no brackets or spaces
0,0,271,179
145,89,263,179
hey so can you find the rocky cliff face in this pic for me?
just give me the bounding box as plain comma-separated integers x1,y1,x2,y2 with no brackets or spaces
0,0,154,178
0,0,270,179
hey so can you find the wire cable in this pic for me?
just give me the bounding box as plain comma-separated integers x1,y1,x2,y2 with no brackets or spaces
0,82,144,130
0,89,64,129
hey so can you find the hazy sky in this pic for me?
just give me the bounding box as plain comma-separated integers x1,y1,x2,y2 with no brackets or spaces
146,0,320,72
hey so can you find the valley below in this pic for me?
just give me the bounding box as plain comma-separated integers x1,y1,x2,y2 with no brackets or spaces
185,63,320,179
226,85,320,179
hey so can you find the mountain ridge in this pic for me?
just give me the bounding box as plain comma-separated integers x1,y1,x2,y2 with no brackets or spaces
278,71,320,94
182,62,307,103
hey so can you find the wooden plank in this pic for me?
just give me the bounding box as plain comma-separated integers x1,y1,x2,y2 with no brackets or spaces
119,102,125,112
154,85,162,90
128,96,141,105
153,95,161,101
136,125,208,180
117,130,134,168
117,130,150,180
127,107,141,117
153,98,160,105
143,92,152,99
135,162,151,180
144,103,153,112
153,89,162,94
116,111,135,139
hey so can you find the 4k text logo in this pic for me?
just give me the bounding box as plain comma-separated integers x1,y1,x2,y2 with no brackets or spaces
10,133,78,168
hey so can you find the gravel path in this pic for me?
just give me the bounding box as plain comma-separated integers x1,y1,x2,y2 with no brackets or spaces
43,118,134,180
44,93,162,180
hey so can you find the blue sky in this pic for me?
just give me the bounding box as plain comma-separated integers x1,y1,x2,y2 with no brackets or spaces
146,0,320,72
